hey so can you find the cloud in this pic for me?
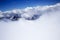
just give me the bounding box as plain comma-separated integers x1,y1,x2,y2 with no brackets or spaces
0,3,60,21
0,3,60,40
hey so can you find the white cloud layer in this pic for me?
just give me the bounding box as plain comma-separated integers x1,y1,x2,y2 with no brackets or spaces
0,3,60,21
0,3,60,40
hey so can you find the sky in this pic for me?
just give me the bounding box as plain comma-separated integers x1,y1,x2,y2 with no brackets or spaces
0,0,60,40
0,0,60,11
